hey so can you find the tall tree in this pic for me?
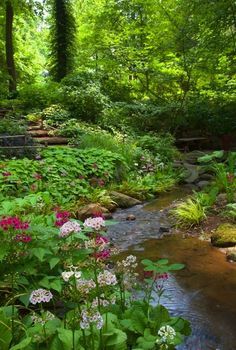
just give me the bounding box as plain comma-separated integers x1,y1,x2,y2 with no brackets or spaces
5,0,17,94
50,0,76,81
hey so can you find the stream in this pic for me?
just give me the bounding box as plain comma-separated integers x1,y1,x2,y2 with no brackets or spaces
107,189,236,350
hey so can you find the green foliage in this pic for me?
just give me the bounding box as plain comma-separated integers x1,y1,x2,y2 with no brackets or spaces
0,216,190,349
50,0,76,81
171,197,207,227
0,117,26,135
198,151,224,164
136,134,178,162
60,73,109,122
41,104,70,127
223,203,236,221
0,147,127,204
18,82,61,111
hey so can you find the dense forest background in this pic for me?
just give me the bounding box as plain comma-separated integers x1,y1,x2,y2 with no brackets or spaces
0,0,235,137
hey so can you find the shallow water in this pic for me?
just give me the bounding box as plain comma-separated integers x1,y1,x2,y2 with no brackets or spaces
108,191,236,350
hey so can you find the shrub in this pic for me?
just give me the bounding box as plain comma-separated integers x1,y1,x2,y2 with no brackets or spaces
41,104,71,127
18,81,60,111
0,117,27,135
171,197,207,227
60,73,109,122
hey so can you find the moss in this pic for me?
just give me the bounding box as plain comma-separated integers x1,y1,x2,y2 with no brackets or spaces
211,223,236,247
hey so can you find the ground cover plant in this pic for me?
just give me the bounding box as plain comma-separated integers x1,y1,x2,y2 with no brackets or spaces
171,152,236,228
0,214,191,349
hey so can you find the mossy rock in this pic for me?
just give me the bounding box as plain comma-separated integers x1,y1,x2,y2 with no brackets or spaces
211,223,236,247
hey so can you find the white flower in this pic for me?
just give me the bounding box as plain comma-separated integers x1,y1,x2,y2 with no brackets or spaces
29,289,53,304
84,217,105,231
77,278,96,294
117,255,137,269
31,311,55,325
80,309,103,330
157,325,176,342
98,270,117,286
61,267,82,282
61,271,74,282
59,221,81,238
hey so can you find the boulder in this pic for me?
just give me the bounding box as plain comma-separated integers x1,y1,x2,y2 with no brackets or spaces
199,173,214,181
197,180,210,190
110,191,142,208
77,203,112,221
183,163,199,183
226,248,236,262
211,223,236,247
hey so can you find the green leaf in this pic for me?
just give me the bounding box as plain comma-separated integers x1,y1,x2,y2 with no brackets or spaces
141,259,153,266
10,337,32,350
31,247,48,261
49,257,60,269
157,258,169,265
168,263,185,271
105,329,127,349
0,246,8,261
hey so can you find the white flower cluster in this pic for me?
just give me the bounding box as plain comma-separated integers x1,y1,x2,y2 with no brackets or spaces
84,217,105,231
31,311,55,325
77,278,96,294
117,255,137,269
157,325,176,342
91,294,116,308
59,221,81,238
61,266,82,282
84,238,97,250
29,289,53,304
80,309,103,330
98,270,117,286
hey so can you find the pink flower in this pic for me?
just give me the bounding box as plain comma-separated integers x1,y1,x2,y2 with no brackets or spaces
84,217,105,231
14,234,32,243
59,221,81,237
0,217,29,231
96,236,109,245
55,211,70,227
33,173,42,180
29,289,53,304
94,249,110,260
2,171,11,177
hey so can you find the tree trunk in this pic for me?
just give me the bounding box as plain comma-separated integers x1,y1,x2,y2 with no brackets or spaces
5,0,17,93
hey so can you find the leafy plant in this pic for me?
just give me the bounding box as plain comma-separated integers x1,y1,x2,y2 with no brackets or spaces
0,215,190,349
171,197,207,227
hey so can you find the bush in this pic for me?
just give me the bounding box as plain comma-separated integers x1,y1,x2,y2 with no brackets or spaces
0,117,27,136
18,81,60,111
60,73,109,122
41,104,71,127
136,133,178,162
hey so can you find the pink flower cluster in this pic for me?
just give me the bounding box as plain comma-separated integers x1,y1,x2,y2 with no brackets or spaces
94,236,110,260
2,171,11,177
29,289,53,304
84,217,105,231
0,217,29,231
59,221,81,237
33,173,42,180
14,234,32,243
55,210,70,227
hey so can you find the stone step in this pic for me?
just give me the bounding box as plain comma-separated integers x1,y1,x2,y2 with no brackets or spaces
34,136,68,145
28,129,49,137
